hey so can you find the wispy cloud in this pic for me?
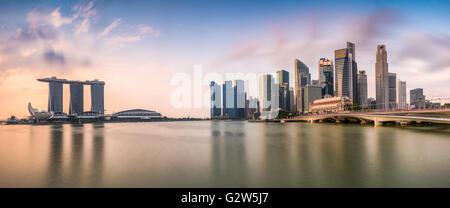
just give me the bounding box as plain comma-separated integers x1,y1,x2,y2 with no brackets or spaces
98,18,121,37
104,24,161,47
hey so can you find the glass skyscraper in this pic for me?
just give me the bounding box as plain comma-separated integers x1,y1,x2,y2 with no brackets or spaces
357,70,368,107
388,72,397,109
210,81,221,118
334,42,357,103
277,70,290,112
318,58,334,97
294,59,310,113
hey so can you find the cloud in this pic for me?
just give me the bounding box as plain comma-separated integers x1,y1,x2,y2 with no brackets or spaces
72,1,96,35
104,24,161,47
98,18,121,37
43,49,65,65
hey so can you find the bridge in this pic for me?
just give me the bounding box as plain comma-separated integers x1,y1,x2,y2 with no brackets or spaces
282,108,450,126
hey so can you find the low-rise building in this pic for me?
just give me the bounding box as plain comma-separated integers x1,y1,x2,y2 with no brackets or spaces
310,97,353,114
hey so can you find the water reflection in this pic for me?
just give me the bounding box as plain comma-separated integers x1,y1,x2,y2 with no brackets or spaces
48,125,63,187
211,121,248,187
47,124,105,187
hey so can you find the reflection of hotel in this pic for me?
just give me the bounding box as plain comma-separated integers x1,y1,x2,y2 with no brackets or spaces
310,97,353,114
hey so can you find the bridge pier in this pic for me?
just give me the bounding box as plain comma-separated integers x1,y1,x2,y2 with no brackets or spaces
399,121,409,126
374,118,383,127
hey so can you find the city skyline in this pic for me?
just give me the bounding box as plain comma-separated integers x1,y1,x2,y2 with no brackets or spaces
0,0,449,119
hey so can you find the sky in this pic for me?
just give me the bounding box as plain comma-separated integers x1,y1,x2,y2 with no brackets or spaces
0,0,449,119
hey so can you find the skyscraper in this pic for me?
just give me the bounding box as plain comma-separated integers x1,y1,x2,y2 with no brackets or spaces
357,70,368,107
90,82,105,114
69,83,84,115
277,70,290,112
410,88,425,109
259,74,273,112
318,58,334,97
347,42,358,103
397,80,407,109
277,70,289,88
210,81,221,118
388,72,397,109
289,87,296,112
294,59,310,112
222,80,234,118
48,80,63,113
233,80,247,119
376,44,389,110
334,42,358,102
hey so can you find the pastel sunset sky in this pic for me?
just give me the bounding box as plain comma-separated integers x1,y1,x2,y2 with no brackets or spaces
0,0,449,119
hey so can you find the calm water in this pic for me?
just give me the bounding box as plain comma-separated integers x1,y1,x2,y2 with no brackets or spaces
0,121,449,187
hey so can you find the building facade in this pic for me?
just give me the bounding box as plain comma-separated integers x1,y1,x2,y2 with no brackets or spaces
294,59,311,113
357,70,368,107
334,42,357,103
277,70,290,112
210,81,222,118
69,83,84,115
48,81,63,113
375,44,389,110
397,80,407,109
410,88,425,109
302,85,322,113
90,82,105,114
388,73,397,109
310,97,353,113
318,58,334,97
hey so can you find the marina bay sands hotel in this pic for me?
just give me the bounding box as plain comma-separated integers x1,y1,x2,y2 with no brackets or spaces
38,77,105,115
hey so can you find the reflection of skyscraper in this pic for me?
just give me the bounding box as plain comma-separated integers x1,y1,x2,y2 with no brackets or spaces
357,70,368,106
318,58,334,97
334,42,357,102
69,83,84,115
48,81,63,113
397,80,407,109
90,83,104,114
210,81,221,118
376,44,389,110
294,59,310,112
388,72,397,109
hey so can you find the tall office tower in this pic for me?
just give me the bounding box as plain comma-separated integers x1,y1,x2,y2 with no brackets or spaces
302,85,322,113
289,87,296,112
410,88,425,109
335,42,358,102
318,58,334,97
210,81,221,118
397,80,407,109
294,59,311,112
222,80,234,118
90,82,105,114
277,70,289,87
334,48,352,98
388,72,397,109
259,74,274,112
48,81,63,113
233,80,247,119
375,44,389,110
357,70,368,107
277,70,290,111
69,83,84,115
348,42,358,103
